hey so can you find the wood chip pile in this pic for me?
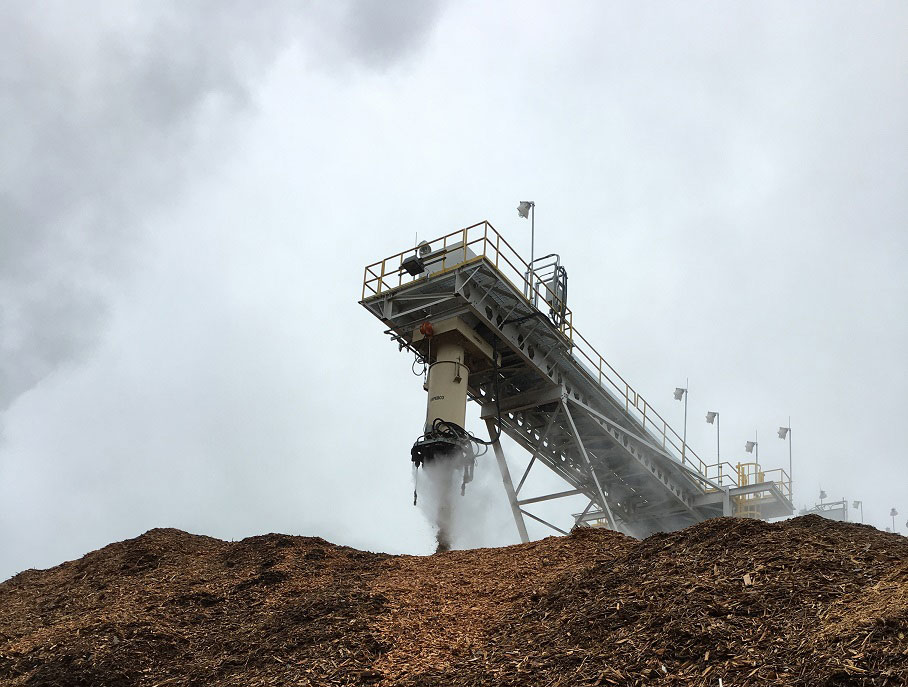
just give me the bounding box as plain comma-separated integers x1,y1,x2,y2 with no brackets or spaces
1,515,905,686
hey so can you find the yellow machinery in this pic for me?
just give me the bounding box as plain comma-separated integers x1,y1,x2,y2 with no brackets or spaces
733,462,766,518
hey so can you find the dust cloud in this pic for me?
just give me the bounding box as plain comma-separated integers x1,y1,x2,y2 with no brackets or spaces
414,459,457,553
413,444,517,553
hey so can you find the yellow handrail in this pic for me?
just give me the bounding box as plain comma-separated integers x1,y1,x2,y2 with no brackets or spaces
362,221,720,476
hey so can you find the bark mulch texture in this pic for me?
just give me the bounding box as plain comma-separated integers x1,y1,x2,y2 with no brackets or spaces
1,515,905,686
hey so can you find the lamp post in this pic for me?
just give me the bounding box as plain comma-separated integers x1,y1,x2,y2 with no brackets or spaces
745,432,758,463
673,381,688,463
891,508,899,532
706,411,720,483
852,500,863,523
517,200,536,273
778,421,792,503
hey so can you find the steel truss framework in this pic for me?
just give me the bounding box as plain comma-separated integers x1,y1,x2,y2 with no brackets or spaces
362,235,793,539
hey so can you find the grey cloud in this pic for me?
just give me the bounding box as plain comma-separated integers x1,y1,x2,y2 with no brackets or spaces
0,1,280,411
342,0,445,67
0,0,447,412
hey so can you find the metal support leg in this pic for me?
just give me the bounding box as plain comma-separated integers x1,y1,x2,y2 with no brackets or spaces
574,499,595,525
520,508,568,535
722,487,732,516
486,418,530,543
562,399,617,530
515,405,560,495
515,455,536,495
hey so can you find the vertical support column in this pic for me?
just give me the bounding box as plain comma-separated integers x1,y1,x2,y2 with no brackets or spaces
425,337,469,432
562,399,617,530
486,418,530,544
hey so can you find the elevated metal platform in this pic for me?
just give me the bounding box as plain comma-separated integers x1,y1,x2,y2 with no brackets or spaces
361,221,793,539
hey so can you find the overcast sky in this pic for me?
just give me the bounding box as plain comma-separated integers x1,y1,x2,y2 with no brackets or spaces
2,1,906,580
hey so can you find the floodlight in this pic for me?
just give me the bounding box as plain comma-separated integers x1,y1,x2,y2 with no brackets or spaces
891,508,899,517
516,200,537,267
400,254,426,276
418,241,431,257
706,411,718,424
778,426,790,439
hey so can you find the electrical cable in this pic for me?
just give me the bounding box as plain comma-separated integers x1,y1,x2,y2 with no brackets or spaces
411,355,427,376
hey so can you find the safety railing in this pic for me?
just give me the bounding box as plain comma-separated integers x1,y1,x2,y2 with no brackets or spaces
758,468,792,501
362,221,708,478
362,221,575,338
705,461,743,488
704,461,791,502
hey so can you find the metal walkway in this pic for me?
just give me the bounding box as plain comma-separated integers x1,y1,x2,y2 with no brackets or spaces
360,221,793,539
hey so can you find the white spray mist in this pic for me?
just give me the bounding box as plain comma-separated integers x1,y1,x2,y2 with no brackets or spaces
415,459,460,552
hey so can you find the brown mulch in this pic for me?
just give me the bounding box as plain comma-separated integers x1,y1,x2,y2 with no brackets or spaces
0,515,905,686
411,516,908,686
371,526,634,683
